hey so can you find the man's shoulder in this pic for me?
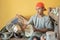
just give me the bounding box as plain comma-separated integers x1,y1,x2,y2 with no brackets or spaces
44,15,49,18
31,14,37,18
44,15,50,20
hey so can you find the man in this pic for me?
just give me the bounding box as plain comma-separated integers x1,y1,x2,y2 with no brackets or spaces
23,2,53,40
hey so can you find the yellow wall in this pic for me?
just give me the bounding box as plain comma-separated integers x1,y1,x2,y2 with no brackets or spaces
0,0,60,30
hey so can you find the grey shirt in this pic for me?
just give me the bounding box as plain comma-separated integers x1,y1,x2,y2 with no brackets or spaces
27,14,52,30
27,14,53,37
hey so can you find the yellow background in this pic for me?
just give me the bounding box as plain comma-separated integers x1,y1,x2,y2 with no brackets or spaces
0,0,60,30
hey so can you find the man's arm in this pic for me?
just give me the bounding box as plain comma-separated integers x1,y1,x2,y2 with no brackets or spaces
33,16,53,33
33,27,47,33
45,16,53,31
34,27,53,33
37,28,47,32
22,16,34,31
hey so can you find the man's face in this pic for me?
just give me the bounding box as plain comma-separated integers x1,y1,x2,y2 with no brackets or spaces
36,7,44,15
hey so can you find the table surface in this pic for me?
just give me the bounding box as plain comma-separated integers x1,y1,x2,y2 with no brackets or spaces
0,38,28,40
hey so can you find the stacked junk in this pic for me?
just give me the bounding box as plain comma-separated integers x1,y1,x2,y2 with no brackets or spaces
0,14,31,40
0,7,59,40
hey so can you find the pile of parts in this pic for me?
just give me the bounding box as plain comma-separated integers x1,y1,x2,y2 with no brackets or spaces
0,15,28,40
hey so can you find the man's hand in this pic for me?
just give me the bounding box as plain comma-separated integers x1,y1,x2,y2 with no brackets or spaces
21,24,27,31
33,26,37,32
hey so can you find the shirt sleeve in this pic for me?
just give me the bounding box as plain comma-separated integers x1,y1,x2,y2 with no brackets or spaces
27,16,34,25
45,16,53,30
